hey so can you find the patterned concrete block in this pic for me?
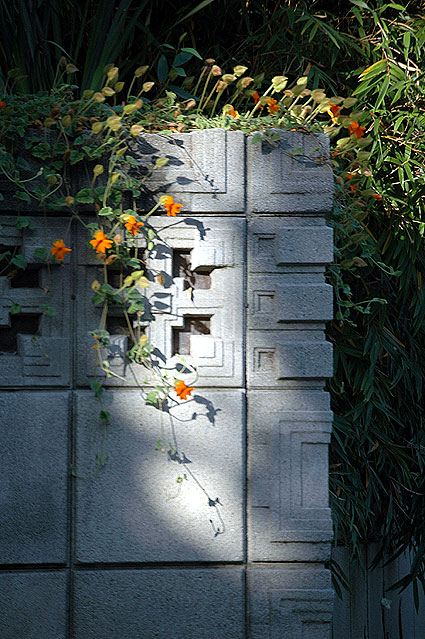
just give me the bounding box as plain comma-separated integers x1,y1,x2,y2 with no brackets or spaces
0,392,69,563
248,564,333,639
73,568,244,639
249,274,333,328
74,390,244,562
0,216,72,386
0,571,67,639
125,129,245,213
248,217,334,273
248,330,333,387
76,217,244,387
248,391,333,560
247,130,333,213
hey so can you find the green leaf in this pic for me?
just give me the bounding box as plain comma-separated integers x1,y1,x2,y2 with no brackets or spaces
10,303,21,314
98,206,114,216
99,409,110,424
146,391,158,405
14,191,31,204
157,54,169,83
174,51,193,66
167,85,197,101
40,304,56,316
33,247,48,260
173,66,186,77
11,255,27,269
70,150,85,164
181,47,203,60
75,188,94,203
349,0,371,8
16,216,34,229
16,157,31,171
374,75,390,109
90,380,104,398
173,1,214,27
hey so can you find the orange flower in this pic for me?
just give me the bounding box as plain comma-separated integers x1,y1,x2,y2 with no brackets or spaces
348,121,366,138
252,91,263,109
267,98,280,114
227,106,239,118
328,104,342,123
163,195,183,217
371,193,382,201
51,239,72,261
124,215,144,236
174,380,194,400
0,101,6,110
89,230,113,253
347,174,359,191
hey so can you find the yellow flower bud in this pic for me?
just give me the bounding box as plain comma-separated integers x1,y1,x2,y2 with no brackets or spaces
62,115,72,128
211,65,222,76
91,122,103,134
115,81,125,92
222,74,236,83
93,164,104,176
47,175,58,185
216,80,228,92
111,173,120,184
123,103,141,115
271,75,288,91
107,66,119,81
65,196,74,206
93,92,105,103
233,65,248,77
106,115,122,131
134,65,149,77
142,82,154,92
205,58,215,66
238,76,253,89
130,124,143,137
102,86,115,97
184,99,196,110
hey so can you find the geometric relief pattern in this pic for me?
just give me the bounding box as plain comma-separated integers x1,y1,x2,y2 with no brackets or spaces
76,217,244,387
248,216,334,389
127,129,245,213
248,566,334,639
248,218,334,273
269,591,334,639
0,217,71,386
248,332,333,387
248,393,333,561
247,130,333,214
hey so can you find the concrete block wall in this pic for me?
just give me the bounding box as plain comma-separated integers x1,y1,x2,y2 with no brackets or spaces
0,129,334,638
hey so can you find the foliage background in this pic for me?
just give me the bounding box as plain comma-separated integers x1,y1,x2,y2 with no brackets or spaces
1,0,425,594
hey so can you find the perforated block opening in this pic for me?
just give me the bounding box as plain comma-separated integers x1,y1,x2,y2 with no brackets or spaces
172,249,211,290
0,314,41,353
172,315,211,355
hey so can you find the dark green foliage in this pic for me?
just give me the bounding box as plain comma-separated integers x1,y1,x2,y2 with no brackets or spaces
324,2,425,595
